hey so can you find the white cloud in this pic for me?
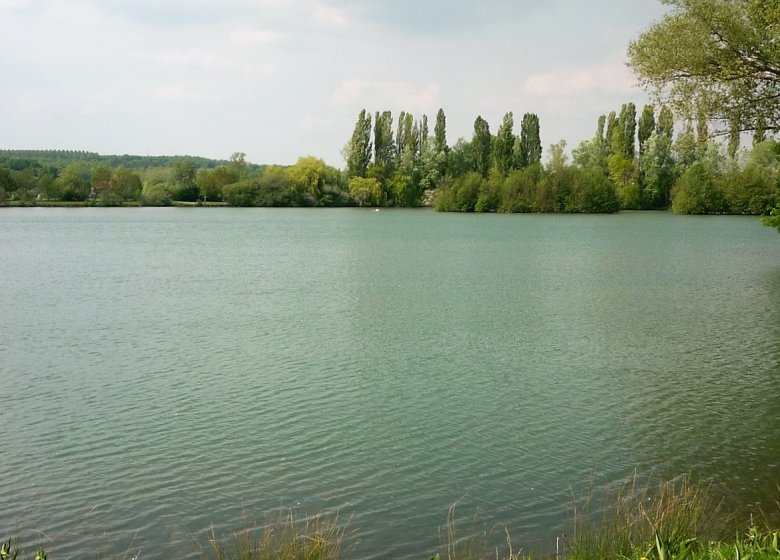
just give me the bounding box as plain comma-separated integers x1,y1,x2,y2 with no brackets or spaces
523,59,637,97
157,48,237,70
331,79,440,112
147,83,195,102
299,115,332,132
0,0,28,11
311,3,348,28
229,28,283,45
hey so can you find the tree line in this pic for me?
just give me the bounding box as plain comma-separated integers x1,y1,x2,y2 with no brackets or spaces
1,107,778,218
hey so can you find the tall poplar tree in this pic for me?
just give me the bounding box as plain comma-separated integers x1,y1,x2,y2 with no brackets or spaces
638,105,656,157
519,113,542,167
373,111,395,169
493,112,515,177
434,108,449,177
613,103,637,159
605,111,619,154
472,116,492,178
343,109,372,178
657,105,674,141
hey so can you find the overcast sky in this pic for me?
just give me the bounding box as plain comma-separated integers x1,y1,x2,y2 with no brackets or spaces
0,0,669,167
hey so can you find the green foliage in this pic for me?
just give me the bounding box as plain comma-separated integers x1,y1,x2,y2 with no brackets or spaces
608,154,641,209
0,539,46,560
641,131,676,208
671,161,727,214
348,176,383,206
56,163,90,202
611,103,637,160
493,112,515,178
287,156,342,203
256,166,295,206
343,109,372,178
172,158,200,201
763,204,780,232
497,164,540,212
373,111,395,175
628,0,780,135
222,179,261,207
472,116,492,178
434,172,484,212
434,108,449,177
570,168,621,213
638,104,656,157
140,183,173,206
568,475,726,560
519,113,542,168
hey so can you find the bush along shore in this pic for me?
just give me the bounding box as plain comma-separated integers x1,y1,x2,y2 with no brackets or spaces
4,476,779,559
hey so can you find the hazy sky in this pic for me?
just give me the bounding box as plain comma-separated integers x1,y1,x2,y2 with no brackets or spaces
0,0,669,167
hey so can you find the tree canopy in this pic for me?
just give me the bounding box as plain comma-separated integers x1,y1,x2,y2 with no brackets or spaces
628,0,780,134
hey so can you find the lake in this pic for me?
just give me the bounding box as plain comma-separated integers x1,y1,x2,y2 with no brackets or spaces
1,208,779,559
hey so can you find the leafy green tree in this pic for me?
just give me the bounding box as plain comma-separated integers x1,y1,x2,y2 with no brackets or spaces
373,111,395,173
433,109,447,155
657,105,674,141
519,113,542,167
671,160,726,214
223,179,261,206
255,166,294,206
140,183,173,206
112,168,142,200
575,168,621,213
605,111,619,154
0,166,14,193
343,109,372,178
287,156,341,204
493,112,515,177
612,103,637,159
349,176,383,206
447,138,474,177
764,205,780,231
628,0,780,135
228,152,249,180
721,140,780,214
172,158,199,201
196,166,237,202
56,163,90,201
433,108,449,177
674,123,698,171
640,131,675,208
638,104,656,157
498,164,542,212
472,116,492,178
608,154,641,209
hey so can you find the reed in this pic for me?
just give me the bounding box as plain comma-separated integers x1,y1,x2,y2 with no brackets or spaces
205,511,349,560
567,473,729,560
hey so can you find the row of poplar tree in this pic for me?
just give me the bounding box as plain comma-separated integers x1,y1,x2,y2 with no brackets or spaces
343,103,777,214
342,108,543,208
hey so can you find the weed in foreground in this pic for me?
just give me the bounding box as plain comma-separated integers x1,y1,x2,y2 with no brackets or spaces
567,474,727,560
205,510,349,560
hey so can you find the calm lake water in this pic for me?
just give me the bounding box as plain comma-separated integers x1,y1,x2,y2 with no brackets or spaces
1,208,779,559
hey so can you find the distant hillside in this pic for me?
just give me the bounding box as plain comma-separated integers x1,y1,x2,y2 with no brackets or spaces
0,150,265,172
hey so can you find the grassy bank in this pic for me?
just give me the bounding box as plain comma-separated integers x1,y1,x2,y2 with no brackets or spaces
4,477,779,559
